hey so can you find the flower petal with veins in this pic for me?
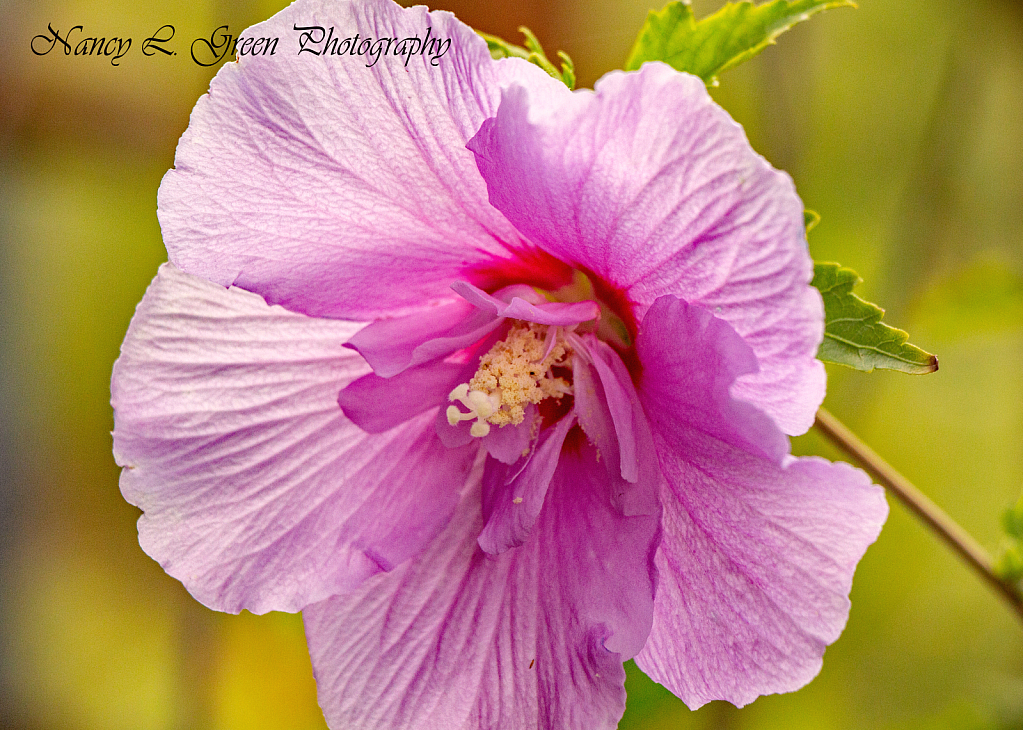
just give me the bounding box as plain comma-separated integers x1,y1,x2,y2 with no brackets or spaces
113,1,888,726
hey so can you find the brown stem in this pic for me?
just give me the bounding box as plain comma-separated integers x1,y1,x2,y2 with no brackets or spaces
814,407,1023,624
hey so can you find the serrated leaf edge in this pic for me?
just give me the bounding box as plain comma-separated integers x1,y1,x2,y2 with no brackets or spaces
813,262,939,374
625,0,855,85
478,28,576,89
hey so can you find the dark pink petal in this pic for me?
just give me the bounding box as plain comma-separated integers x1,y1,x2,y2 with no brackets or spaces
635,427,887,708
345,300,499,378
303,442,659,730
573,352,615,461
338,361,465,433
160,0,560,320
637,295,789,463
482,403,536,464
477,413,576,554
584,339,639,481
572,340,661,517
346,283,598,380
111,265,475,614
452,281,600,326
434,402,476,448
468,63,824,435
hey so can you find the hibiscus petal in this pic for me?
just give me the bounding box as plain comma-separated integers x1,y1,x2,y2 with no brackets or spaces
303,442,659,730
584,339,638,482
477,413,576,554
159,0,560,320
345,300,500,378
482,403,536,465
572,339,661,517
338,361,465,433
111,264,476,614
637,294,789,462
452,280,600,326
345,282,599,379
435,402,477,448
635,427,888,709
468,62,823,435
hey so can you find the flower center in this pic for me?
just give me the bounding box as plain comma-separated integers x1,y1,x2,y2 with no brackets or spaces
538,270,632,350
446,322,572,438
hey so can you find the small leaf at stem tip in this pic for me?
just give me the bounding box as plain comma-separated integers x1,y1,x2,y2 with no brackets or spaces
995,549,1023,584
804,209,821,232
478,28,576,89
995,494,1023,583
811,262,939,374
1003,494,1023,540
625,0,855,86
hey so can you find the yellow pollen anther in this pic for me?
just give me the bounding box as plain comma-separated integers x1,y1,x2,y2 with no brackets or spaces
446,322,572,438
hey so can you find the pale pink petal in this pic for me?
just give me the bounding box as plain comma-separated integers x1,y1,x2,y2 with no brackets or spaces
635,427,888,708
160,0,560,320
111,264,475,614
468,63,824,435
303,442,659,730
637,295,788,462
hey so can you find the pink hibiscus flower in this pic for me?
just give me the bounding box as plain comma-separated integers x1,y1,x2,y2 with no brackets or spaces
111,0,888,726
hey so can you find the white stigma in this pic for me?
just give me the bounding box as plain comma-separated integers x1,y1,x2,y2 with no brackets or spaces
446,383,502,438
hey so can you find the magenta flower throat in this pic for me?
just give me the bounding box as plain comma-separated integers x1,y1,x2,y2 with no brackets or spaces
111,0,889,727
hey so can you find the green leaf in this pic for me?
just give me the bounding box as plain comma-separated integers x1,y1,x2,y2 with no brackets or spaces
480,31,530,61
995,548,1023,584
996,494,1023,583
478,27,576,89
1003,494,1023,540
811,262,939,374
804,208,821,232
625,0,854,85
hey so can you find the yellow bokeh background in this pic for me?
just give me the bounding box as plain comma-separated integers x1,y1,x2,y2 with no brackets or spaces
1,0,1021,728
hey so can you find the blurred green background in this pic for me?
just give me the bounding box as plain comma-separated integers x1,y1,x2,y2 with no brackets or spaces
1,0,1021,728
